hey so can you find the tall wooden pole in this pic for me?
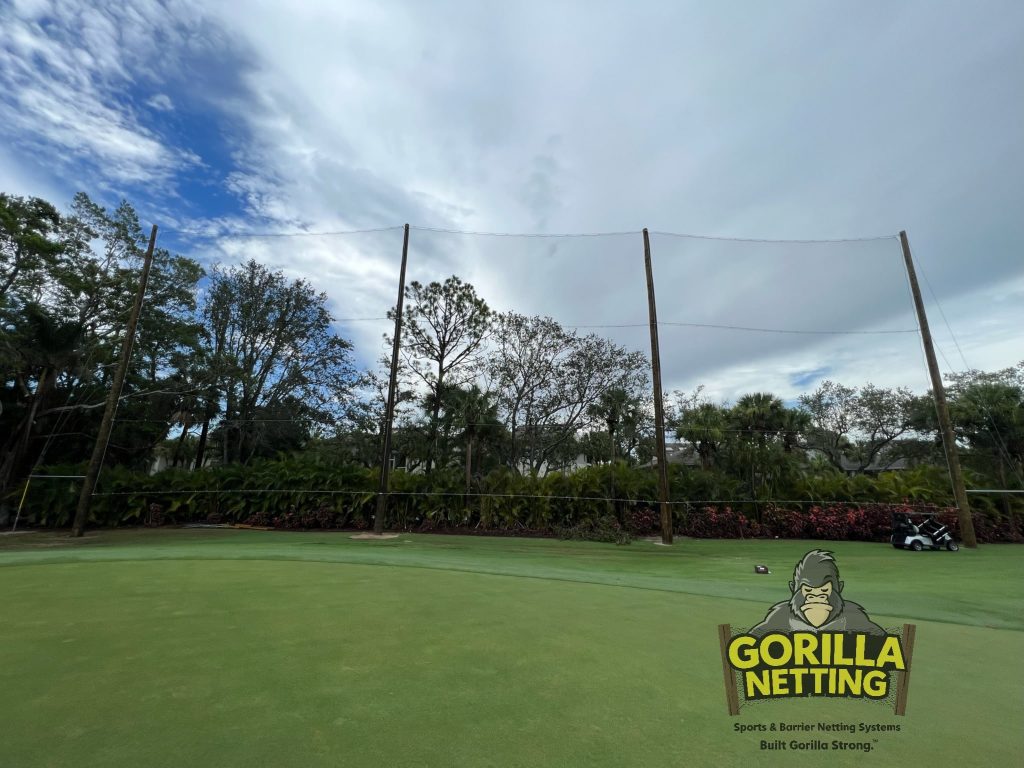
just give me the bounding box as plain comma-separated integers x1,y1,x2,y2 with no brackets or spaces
72,225,158,537
899,230,977,547
643,228,673,545
375,224,410,534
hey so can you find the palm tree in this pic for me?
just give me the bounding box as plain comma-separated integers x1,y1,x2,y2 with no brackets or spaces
587,388,641,511
731,392,787,439
780,408,811,454
677,402,728,469
728,393,788,516
587,388,641,465
441,385,501,500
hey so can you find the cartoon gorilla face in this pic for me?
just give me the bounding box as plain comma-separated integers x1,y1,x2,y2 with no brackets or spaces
749,549,885,636
787,550,845,627
791,573,842,628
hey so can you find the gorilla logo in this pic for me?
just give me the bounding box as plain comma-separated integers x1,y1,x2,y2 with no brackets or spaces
749,550,885,636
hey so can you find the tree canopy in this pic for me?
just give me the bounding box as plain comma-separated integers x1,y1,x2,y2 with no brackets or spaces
3,189,1021,530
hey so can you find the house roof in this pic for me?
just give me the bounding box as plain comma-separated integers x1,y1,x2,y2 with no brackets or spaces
837,455,909,472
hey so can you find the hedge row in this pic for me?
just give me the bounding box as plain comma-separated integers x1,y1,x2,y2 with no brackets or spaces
672,503,1022,543
8,458,1022,543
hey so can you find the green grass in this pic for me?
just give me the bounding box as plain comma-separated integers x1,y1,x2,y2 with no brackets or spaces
1,529,1022,767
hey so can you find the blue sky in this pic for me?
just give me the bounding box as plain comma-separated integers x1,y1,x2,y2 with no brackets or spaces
2,0,1022,399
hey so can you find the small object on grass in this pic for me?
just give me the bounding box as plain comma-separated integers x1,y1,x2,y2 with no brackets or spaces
754,564,770,574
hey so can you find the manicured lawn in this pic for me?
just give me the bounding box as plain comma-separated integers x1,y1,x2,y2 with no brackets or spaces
1,529,1021,767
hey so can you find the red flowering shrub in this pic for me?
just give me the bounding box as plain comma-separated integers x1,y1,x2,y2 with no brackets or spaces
940,506,1023,543
762,505,805,538
244,511,272,527
314,505,335,529
849,504,897,541
273,510,303,530
625,504,660,534
681,506,765,538
671,500,1024,544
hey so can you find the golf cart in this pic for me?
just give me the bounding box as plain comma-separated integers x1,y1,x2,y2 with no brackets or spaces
891,511,959,551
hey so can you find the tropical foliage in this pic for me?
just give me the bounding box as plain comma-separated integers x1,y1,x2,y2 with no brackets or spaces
2,191,1022,543
16,459,1021,543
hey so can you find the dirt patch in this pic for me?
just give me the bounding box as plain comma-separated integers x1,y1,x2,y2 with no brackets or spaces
350,533,401,540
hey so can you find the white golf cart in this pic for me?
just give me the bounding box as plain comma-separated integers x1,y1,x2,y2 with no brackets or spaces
891,511,959,551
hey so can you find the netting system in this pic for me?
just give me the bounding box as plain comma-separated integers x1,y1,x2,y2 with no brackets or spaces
11,221,1019,537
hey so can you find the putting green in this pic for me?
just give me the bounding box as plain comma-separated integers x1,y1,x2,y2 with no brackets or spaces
1,530,1021,767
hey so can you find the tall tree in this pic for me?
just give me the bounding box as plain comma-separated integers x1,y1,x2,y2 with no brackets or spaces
780,408,811,454
0,194,63,302
448,384,502,495
1,193,204,484
1,195,69,483
393,275,492,473
797,380,856,469
727,392,790,500
489,312,649,475
799,380,915,471
332,368,417,468
941,364,1024,489
731,392,787,438
587,387,643,466
488,313,566,471
0,304,81,491
198,260,357,465
587,386,645,511
675,401,729,470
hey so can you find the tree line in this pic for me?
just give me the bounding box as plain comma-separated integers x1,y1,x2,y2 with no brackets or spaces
2,192,1022,521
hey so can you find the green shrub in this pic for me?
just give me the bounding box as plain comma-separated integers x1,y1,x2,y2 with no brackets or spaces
9,457,1020,543
556,514,632,545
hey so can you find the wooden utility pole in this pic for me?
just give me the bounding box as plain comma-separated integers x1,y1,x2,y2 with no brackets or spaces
72,225,158,537
642,229,673,545
899,230,977,548
375,224,410,534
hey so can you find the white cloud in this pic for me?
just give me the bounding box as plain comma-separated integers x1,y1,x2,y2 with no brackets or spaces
196,1,1024,386
0,1,208,187
3,0,1022,394
146,93,174,111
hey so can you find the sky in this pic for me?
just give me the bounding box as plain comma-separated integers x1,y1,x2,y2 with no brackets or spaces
1,0,1022,404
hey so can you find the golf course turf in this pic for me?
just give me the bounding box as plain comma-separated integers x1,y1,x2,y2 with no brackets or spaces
1,529,1021,767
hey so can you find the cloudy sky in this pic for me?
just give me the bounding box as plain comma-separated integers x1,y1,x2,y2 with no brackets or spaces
2,0,1021,403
